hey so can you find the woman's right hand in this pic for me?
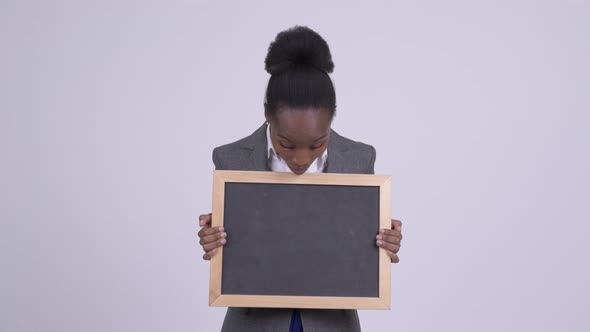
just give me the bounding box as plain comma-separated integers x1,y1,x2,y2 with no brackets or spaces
198,213,227,260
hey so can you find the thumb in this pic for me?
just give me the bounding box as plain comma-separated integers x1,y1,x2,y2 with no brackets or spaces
199,213,212,227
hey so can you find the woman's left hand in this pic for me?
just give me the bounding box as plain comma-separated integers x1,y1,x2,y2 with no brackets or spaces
376,219,403,263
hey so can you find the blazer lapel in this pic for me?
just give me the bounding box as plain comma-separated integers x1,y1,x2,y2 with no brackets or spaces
325,129,349,174
242,123,271,172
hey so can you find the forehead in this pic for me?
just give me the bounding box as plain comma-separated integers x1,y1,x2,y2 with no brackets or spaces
271,108,332,140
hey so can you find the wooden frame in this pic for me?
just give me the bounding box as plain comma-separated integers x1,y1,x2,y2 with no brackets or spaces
209,170,392,309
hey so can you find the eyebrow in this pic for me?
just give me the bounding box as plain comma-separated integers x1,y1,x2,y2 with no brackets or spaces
277,133,329,143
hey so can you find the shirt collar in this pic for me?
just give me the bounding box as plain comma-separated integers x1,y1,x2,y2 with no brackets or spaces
266,123,275,160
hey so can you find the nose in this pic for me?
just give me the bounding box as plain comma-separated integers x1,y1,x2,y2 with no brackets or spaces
291,151,313,168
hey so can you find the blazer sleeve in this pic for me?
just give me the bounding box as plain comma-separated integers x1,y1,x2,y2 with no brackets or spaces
212,147,224,171
366,145,376,175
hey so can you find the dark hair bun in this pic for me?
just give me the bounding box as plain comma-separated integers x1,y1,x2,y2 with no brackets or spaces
265,26,334,75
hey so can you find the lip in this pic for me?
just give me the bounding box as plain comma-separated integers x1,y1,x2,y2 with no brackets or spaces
291,167,307,175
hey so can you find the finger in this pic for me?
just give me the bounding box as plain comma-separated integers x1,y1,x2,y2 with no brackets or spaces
198,226,224,238
380,228,402,240
391,219,402,232
202,248,217,260
376,239,400,253
199,213,212,227
202,237,227,252
199,230,227,246
386,250,400,263
376,234,401,246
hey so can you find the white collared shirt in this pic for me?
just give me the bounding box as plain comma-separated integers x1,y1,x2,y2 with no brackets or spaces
266,124,328,174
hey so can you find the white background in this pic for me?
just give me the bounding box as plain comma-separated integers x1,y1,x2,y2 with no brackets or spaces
1,1,589,331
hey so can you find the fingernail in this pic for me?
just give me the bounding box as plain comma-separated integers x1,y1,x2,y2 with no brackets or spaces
219,227,224,231
221,239,227,244
376,235,382,240
220,232,227,238
380,229,385,234
376,240,382,246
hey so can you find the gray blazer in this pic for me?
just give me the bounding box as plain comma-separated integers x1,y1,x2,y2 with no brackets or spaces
212,123,376,332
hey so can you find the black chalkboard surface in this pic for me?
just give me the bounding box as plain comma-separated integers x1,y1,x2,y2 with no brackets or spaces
209,171,391,309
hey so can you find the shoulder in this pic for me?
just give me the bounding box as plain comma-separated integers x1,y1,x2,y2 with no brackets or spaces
212,124,267,170
330,129,376,156
328,129,376,174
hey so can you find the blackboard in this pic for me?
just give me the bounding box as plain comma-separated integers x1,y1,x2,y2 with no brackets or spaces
209,170,391,309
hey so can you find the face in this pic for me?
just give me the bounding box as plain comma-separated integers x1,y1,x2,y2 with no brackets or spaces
266,107,332,175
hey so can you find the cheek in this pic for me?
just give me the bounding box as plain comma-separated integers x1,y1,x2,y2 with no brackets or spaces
312,144,328,158
272,139,295,157
311,148,325,160
275,148,293,159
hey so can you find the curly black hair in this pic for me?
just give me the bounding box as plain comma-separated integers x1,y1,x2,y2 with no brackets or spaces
264,26,336,119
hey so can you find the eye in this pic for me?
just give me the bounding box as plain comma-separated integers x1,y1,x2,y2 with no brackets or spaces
280,142,295,150
310,143,324,150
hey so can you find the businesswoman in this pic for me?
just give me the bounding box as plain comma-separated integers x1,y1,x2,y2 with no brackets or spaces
197,26,403,332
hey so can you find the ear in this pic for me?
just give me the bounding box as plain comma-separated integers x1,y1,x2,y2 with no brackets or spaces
264,103,270,123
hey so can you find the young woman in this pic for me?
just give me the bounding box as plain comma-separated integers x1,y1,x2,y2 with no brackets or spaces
197,26,403,332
